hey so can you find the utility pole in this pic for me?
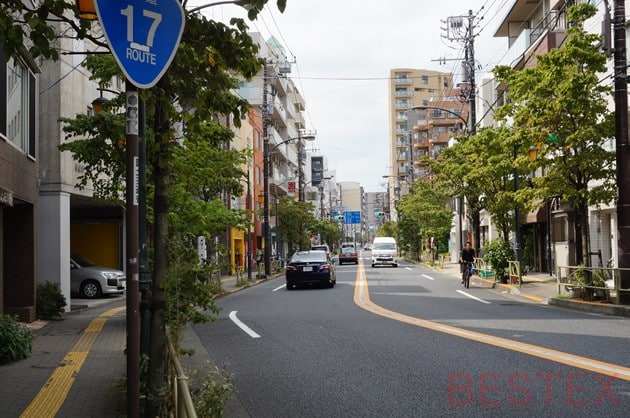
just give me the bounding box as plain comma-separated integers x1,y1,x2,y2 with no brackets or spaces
298,134,305,201
613,0,630,302
443,10,479,253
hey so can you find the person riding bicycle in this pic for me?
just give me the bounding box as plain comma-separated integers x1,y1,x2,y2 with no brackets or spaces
459,241,475,284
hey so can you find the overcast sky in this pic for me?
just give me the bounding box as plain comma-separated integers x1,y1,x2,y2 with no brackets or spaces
189,0,509,192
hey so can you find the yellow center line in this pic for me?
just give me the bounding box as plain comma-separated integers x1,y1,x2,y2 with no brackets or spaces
20,306,126,418
353,261,630,381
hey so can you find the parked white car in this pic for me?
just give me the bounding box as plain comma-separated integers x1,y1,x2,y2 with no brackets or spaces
70,254,126,299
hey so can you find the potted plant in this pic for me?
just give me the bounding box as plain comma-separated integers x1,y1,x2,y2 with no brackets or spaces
565,264,585,298
483,238,513,284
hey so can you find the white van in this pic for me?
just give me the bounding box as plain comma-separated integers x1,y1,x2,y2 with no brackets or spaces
371,237,398,267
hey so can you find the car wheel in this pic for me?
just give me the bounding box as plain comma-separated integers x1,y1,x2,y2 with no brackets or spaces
328,280,335,288
286,282,294,290
80,280,102,299
393,264,398,268
355,261,358,265
371,264,375,268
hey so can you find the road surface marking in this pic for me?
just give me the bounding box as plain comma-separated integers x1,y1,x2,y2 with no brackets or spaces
421,274,435,281
229,311,261,338
356,262,630,381
456,289,491,304
272,284,286,291
20,306,126,418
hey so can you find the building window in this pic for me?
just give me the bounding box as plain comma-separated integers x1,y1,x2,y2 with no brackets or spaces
3,53,35,158
552,217,568,242
421,75,429,85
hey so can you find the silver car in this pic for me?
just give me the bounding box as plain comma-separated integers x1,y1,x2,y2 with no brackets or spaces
71,254,126,298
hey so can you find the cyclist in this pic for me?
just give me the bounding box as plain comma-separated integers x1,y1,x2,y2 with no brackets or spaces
459,241,475,284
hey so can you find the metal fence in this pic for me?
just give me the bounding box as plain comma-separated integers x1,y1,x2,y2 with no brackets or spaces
166,329,197,418
556,265,629,304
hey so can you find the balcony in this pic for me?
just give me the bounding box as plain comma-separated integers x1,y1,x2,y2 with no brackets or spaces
414,139,430,150
394,76,412,85
395,89,411,97
429,131,452,144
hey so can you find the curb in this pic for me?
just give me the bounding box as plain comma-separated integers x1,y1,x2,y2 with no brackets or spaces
548,297,630,317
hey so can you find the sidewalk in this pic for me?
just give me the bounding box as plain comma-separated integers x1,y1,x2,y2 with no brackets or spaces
435,261,630,317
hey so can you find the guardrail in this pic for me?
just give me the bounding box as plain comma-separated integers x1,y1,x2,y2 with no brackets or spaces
508,261,522,288
166,327,197,418
473,257,495,280
556,265,629,304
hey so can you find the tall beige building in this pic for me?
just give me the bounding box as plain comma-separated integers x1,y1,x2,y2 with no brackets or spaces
387,68,454,218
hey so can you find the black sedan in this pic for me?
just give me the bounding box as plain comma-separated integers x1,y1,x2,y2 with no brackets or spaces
285,250,336,289
338,246,359,265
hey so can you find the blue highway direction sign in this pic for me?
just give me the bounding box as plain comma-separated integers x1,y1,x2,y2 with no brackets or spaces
343,211,361,225
94,0,185,89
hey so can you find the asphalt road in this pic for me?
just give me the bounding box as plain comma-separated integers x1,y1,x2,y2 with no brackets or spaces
192,253,630,417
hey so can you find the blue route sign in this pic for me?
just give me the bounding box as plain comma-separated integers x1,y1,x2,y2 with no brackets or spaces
343,211,361,225
94,0,185,89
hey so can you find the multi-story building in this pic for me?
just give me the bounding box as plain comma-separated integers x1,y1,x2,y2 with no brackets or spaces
364,191,387,243
37,29,124,312
486,0,616,274
239,33,314,259
336,181,363,244
413,86,469,177
387,68,454,220
1,48,40,322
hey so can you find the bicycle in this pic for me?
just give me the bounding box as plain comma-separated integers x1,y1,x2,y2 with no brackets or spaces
462,261,472,289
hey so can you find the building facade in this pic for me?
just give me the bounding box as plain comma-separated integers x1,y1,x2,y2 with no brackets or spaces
387,68,454,220
1,48,40,322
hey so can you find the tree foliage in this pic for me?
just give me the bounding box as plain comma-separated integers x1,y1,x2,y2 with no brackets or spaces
396,181,453,258
11,0,291,413
276,197,317,256
311,220,342,250
493,3,615,264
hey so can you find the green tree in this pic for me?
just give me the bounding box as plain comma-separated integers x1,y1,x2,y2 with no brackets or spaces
397,181,453,259
276,197,317,256
423,136,485,252
493,3,616,266
377,221,398,240
311,220,342,251
13,1,289,413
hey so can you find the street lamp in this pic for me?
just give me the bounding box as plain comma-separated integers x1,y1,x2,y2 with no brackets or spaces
412,105,470,133
263,131,315,277
187,0,252,14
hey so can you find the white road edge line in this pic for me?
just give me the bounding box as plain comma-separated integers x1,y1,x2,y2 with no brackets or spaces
229,311,261,338
272,284,286,292
405,267,413,271
421,274,435,281
456,289,491,304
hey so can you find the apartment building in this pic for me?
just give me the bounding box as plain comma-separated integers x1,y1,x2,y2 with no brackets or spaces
387,68,454,219
485,0,616,274
1,48,39,322
239,33,318,258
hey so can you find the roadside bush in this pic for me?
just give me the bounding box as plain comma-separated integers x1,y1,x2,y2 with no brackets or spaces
190,362,234,417
37,281,67,320
0,314,33,364
483,238,514,280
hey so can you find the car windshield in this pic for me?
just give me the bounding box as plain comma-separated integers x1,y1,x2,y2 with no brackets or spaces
341,247,356,254
373,243,396,250
290,251,327,263
72,254,95,267
311,245,329,251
